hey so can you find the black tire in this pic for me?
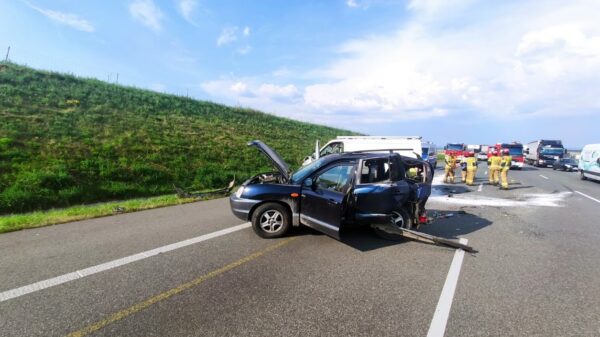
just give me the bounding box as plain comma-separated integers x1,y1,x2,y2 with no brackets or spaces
374,208,413,241
580,171,587,180
251,203,291,238
552,167,556,170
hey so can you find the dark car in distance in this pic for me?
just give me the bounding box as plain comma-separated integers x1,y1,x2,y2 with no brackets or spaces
552,158,579,171
230,140,433,239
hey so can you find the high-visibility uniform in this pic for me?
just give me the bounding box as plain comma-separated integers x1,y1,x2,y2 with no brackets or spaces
489,155,502,185
500,155,512,189
444,155,457,183
465,157,478,186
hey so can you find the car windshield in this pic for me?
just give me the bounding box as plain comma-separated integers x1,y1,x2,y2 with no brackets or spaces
506,147,523,156
541,147,564,155
447,144,463,151
291,157,328,184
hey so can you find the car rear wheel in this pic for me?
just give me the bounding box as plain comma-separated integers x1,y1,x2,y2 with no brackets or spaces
374,208,413,241
251,203,291,238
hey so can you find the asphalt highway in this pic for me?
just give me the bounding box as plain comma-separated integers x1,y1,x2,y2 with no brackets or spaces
1,164,599,337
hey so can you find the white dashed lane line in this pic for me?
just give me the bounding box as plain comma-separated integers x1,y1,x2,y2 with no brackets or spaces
539,175,549,179
575,191,600,204
427,238,469,337
0,222,252,303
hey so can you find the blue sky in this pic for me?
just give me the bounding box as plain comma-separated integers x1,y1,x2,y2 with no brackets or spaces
1,0,599,148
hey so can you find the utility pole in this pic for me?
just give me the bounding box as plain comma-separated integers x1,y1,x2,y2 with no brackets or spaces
4,46,10,62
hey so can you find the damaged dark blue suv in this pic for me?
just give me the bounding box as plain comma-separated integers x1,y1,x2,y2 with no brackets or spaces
230,141,432,239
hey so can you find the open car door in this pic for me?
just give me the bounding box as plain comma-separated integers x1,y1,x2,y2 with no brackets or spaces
352,156,412,224
299,163,355,239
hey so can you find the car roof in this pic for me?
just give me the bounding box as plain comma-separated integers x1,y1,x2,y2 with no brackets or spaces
323,152,417,162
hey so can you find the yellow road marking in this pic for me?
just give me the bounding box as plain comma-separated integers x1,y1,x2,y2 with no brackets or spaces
65,237,296,337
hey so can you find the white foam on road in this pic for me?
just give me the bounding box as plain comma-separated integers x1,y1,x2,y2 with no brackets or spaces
429,192,571,208
0,222,251,303
539,175,549,179
427,238,468,337
477,184,483,192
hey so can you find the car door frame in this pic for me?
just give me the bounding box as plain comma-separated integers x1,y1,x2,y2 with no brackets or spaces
299,161,356,239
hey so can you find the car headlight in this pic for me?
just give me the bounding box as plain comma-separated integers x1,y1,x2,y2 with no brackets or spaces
235,186,244,198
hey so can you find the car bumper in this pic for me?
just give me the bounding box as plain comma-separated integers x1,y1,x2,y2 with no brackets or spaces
511,161,523,168
229,194,261,221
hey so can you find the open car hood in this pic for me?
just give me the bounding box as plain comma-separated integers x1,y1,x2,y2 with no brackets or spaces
248,140,290,181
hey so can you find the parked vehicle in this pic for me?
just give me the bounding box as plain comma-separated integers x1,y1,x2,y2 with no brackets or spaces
421,141,437,169
477,145,489,161
525,140,566,167
231,140,433,239
552,158,579,171
302,136,424,166
444,143,466,162
493,142,524,169
578,144,600,182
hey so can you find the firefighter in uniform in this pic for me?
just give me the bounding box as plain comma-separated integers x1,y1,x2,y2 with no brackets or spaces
489,150,502,185
465,151,478,186
460,157,468,183
444,152,457,183
500,148,512,189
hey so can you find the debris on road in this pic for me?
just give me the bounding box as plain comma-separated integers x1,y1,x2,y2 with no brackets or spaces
371,222,476,252
174,178,236,199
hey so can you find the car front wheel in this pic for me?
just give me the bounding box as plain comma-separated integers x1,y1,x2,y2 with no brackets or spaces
580,171,587,180
251,203,291,238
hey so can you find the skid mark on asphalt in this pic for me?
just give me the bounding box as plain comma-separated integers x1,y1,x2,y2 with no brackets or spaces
0,223,251,303
427,238,468,337
64,237,296,337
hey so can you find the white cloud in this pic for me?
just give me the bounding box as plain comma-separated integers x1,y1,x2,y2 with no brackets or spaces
27,4,94,32
236,45,252,55
243,26,250,36
129,0,164,31
302,0,600,121
217,26,238,46
201,0,600,130
178,0,198,23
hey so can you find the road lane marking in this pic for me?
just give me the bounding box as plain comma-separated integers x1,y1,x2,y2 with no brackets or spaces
575,191,600,204
427,238,468,337
0,222,251,303
477,184,483,192
64,237,296,337
539,175,549,179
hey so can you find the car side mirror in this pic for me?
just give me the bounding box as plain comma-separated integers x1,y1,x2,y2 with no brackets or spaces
304,178,316,190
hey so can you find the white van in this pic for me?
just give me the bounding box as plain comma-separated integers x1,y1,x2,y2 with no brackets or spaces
578,144,600,182
303,136,424,166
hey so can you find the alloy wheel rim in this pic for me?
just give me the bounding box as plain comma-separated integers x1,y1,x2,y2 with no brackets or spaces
391,211,405,228
260,210,283,233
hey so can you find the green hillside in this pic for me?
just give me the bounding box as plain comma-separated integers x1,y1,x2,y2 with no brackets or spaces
0,62,357,214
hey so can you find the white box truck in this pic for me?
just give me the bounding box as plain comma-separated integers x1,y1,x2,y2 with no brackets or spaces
302,136,425,166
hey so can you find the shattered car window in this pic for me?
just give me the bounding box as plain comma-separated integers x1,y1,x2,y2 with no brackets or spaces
360,159,391,183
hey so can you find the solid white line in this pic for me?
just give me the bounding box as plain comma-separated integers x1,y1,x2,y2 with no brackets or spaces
477,184,483,192
426,238,468,337
0,222,251,303
539,175,549,179
575,191,600,204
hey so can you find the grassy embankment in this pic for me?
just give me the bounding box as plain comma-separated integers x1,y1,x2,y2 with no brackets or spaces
0,62,358,232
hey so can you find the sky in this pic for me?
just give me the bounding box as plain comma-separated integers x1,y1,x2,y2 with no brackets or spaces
1,0,599,149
